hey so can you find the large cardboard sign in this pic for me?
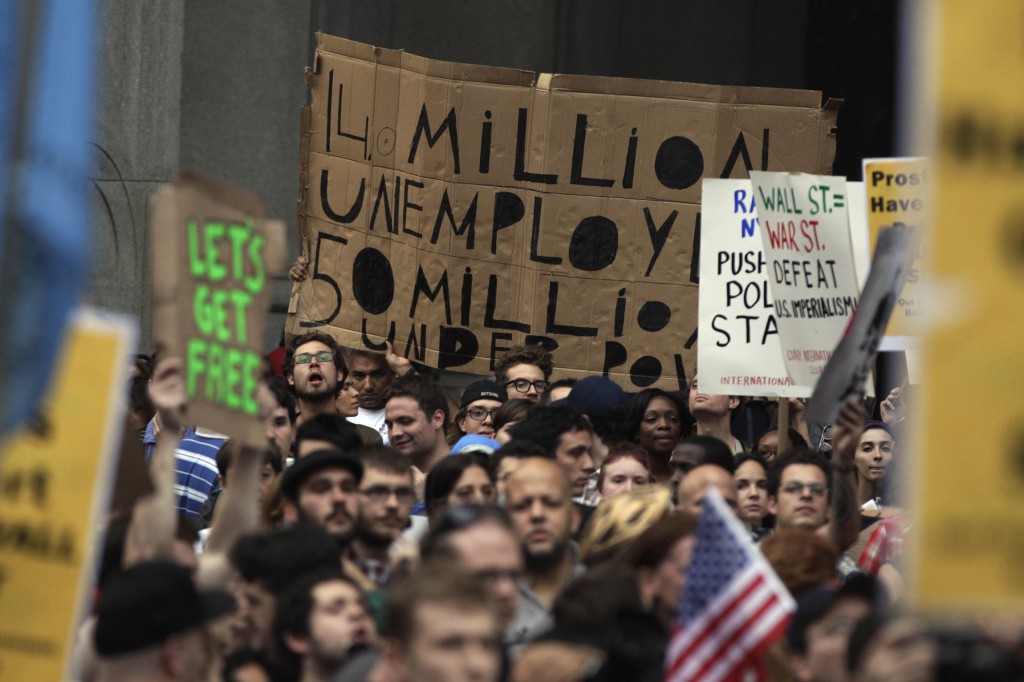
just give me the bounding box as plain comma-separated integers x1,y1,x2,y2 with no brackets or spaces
862,157,929,350
286,34,840,389
911,1,1024,615
152,173,285,446
750,172,861,388
0,309,135,680
697,179,811,397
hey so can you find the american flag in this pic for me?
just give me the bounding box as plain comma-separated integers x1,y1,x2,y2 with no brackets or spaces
664,488,795,682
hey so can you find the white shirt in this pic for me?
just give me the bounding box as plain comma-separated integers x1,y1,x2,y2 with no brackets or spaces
350,407,389,445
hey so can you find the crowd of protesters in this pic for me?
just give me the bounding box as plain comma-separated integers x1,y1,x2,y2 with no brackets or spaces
86,305,1024,682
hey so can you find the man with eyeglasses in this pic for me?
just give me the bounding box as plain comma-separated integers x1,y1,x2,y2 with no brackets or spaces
456,380,507,439
494,344,554,404
768,449,832,531
349,445,416,588
285,332,346,425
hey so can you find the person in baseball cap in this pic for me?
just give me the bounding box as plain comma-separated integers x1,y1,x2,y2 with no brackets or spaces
456,379,507,440
94,560,235,681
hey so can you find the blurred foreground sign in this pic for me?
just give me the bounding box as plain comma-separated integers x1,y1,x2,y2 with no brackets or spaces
912,1,1024,615
287,34,840,390
0,0,96,439
0,308,135,680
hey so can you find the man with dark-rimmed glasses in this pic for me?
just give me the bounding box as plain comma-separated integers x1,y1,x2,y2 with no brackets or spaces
768,448,832,531
494,344,554,404
456,380,507,440
285,332,345,425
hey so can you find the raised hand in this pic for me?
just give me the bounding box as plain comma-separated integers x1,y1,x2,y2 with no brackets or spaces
148,358,187,435
288,255,308,282
385,340,413,377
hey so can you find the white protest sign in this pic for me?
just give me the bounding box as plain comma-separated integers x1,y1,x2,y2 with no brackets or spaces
804,225,916,425
697,179,811,397
750,172,861,388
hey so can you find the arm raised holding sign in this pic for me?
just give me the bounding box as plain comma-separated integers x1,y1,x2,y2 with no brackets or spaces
124,358,186,566
196,440,263,590
385,340,414,377
828,400,865,553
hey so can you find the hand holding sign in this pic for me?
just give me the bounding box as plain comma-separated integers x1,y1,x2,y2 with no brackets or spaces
148,358,187,435
831,400,865,469
880,386,906,424
385,340,414,377
151,173,285,447
289,255,308,283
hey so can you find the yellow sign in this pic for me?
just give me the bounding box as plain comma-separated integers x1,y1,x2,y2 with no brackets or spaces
912,2,1024,615
862,157,929,348
0,310,135,679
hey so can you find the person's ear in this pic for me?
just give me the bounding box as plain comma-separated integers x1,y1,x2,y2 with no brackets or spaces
788,652,814,682
431,409,446,431
570,504,581,535
159,636,185,677
377,638,407,682
282,499,299,524
284,632,311,656
636,566,657,610
728,396,740,410
767,496,778,516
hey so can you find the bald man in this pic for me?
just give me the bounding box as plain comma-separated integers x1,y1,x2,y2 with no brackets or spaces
503,457,581,654
676,463,739,516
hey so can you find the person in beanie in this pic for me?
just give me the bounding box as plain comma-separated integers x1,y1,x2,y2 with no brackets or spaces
93,560,235,682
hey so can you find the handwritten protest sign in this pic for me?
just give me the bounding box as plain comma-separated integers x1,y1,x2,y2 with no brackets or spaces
697,179,810,397
152,173,285,446
804,225,916,425
0,308,135,680
750,172,861,388
862,157,929,350
286,34,840,389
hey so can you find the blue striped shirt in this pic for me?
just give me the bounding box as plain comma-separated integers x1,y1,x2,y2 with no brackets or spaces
144,422,227,519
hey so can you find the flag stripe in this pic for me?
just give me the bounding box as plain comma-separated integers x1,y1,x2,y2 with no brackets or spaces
666,571,767,673
700,598,792,681
666,564,766,665
664,488,795,682
670,576,777,681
